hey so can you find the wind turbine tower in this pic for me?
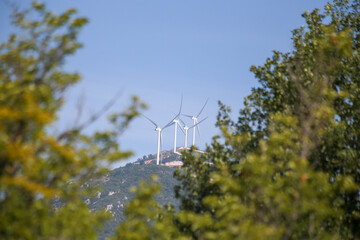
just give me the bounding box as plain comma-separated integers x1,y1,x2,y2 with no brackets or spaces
143,115,173,165
173,119,180,152
172,96,183,153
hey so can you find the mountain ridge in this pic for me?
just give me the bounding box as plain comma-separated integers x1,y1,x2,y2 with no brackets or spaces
87,149,183,239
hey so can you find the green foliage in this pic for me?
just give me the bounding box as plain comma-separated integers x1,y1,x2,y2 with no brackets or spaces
227,1,360,237
174,146,225,214
0,2,143,239
176,114,355,239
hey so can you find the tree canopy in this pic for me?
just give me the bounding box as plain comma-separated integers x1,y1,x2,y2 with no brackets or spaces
0,2,144,239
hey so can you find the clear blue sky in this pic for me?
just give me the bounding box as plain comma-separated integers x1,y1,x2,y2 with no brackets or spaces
0,0,329,167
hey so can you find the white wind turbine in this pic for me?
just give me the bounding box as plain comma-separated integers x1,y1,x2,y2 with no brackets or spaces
179,117,208,149
143,115,174,165
183,98,208,146
171,96,183,153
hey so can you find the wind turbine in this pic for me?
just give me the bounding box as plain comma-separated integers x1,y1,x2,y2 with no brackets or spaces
183,98,208,146
172,96,183,153
180,118,190,148
143,115,174,165
179,117,208,149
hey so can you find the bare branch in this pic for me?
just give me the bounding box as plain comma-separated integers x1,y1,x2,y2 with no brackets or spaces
57,89,123,141
74,88,86,127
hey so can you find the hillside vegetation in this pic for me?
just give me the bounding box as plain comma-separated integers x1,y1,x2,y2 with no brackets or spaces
87,151,181,239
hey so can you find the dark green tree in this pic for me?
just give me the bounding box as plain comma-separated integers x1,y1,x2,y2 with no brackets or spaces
216,1,360,237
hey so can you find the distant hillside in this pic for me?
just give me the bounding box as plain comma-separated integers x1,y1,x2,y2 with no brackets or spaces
86,150,183,240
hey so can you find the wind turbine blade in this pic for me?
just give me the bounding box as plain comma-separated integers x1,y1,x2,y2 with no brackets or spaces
177,118,186,134
142,114,157,127
177,121,184,130
197,116,208,125
178,124,185,134
162,120,173,129
162,111,180,129
163,121,174,130
189,124,196,130
179,117,186,127
197,98,209,118
182,114,193,118
178,94,183,115
189,116,208,129
196,124,202,145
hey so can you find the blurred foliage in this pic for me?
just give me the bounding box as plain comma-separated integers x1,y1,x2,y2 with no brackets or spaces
116,1,360,239
0,2,144,239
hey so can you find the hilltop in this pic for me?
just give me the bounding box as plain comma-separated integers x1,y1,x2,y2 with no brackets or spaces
133,147,206,166
86,149,184,239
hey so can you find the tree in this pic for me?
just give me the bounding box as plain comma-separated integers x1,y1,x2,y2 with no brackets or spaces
118,0,360,239
0,2,144,239
220,1,360,237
